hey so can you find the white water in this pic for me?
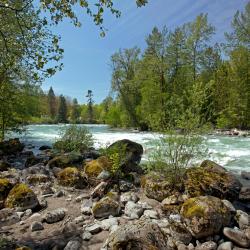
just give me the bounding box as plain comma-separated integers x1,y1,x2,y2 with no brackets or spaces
16,124,250,174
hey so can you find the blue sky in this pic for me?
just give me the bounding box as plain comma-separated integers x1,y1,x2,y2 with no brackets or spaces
43,0,248,104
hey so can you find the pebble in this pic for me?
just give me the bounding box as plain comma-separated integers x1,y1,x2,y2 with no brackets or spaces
64,239,81,250
82,231,92,241
143,210,158,219
42,208,66,224
85,223,102,234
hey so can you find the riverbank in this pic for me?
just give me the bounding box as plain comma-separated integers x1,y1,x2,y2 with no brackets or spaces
0,138,250,249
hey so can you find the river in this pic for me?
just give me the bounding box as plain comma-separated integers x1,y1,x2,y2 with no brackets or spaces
16,124,250,174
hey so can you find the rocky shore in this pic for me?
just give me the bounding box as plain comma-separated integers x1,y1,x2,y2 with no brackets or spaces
0,138,249,250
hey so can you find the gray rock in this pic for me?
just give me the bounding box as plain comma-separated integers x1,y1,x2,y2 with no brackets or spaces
222,200,236,214
42,208,66,224
241,171,250,180
100,217,118,231
196,241,217,250
82,231,92,241
169,222,192,245
31,221,44,231
97,170,111,180
124,201,144,219
81,199,92,215
236,210,250,230
223,227,250,248
239,187,250,201
64,239,81,250
120,192,139,204
217,241,234,250
119,180,134,192
143,210,158,219
54,190,65,197
74,216,85,224
85,223,102,234
0,208,20,227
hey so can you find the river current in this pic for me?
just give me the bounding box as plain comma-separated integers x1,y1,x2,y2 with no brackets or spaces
16,124,250,174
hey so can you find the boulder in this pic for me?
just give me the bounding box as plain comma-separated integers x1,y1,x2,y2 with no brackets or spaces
180,196,232,238
0,138,24,155
184,160,242,201
0,208,20,227
48,153,82,168
235,210,250,230
26,174,51,185
0,178,13,208
223,227,250,248
239,187,250,202
31,221,44,231
141,172,182,202
196,241,217,250
39,145,52,151
92,196,120,218
105,219,170,250
84,156,112,178
57,167,87,189
0,161,11,171
124,201,144,219
217,242,233,250
107,139,144,174
5,183,39,211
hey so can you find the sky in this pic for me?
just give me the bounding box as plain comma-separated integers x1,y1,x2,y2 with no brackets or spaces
43,0,249,104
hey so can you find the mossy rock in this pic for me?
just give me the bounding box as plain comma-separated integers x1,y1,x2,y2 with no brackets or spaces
48,152,82,168
0,161,11,172
141,172,183,202
5,183,39,211
26,174,51,185
16,247,32,250
180,196,232,238
0,179,13,208
84,156,112,178
184,160,242,201
0,138,24,155
57,167,87,189
92,196,120,218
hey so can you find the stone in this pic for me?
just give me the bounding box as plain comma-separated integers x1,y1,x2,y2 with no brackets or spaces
222,200,236,214
105,219,170,249
107,139,144,174
84,156,112,179
64,240,81,250
92,197,120,219
162,194,184,206
97,170,111,180
223,227,250,248
82,231,92,241
31,221,44,231
85,223,102,234
57,167,87,189
217,242,234,250
26,174,50,184
143,209,158,219
124,201,144,219
236,210,250,230
180,196,232,238
120,192,139,204
41,184,54,195
54,190,65,197
81,199,93,215
0,208,20,227
0,178,13,209
184,160,242,201
239,187,250,201
169,221,192,245
0,161,11,171
39,145,52,151
100,217,118,231
196,241,217,250
74,216,85,224
119,180,134,192
5,183,39,211
0,138,24,155
90,181,108,198
141,172,182,202
42,208,66,224
48,153,82,168
241,171,250,180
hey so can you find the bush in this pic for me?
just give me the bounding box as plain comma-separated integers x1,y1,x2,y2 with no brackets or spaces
147,130,208,185
53,125,94,153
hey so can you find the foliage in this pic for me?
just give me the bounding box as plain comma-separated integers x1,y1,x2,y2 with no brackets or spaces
57,95,68,123
48,87,57,119
53,125,93,153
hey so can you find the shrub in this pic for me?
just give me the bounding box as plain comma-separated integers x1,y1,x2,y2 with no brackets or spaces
53,125,94,153
147,129,208,185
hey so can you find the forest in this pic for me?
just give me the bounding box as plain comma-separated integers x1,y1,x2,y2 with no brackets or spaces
0,1,249,141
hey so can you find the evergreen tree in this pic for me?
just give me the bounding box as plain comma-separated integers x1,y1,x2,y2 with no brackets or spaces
70,98,80,123
48,87,57,119
86,90,94,123
57,95,68,123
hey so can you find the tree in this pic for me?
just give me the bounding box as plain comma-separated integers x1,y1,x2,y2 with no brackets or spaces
86,90,94,123
47,87,57,119
70,98,80,123
57,95,68,123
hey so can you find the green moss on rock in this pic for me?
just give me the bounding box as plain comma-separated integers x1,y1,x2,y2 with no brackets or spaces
5,183,39,210
84,156,111,178
57,167,87,189
0,178,13,208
